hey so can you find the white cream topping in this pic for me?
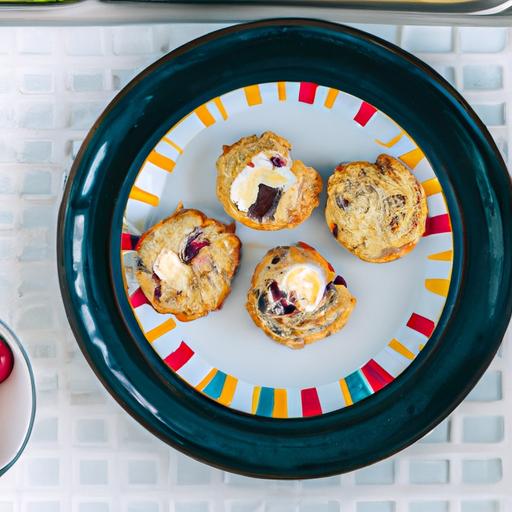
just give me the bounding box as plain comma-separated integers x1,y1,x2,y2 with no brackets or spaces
153,249,192,290
229,152,296,212
280,263,326,313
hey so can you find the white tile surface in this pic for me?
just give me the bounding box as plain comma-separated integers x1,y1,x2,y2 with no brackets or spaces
0,23,510,511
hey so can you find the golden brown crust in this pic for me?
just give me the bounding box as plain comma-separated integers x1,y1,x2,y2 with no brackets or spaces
246,243,356,349
325,154,428,263
135,204,241,321
216,131,322,231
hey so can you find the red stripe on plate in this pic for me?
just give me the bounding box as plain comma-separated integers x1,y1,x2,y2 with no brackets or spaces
164,341,194,371
301,387,322,417
354,101,377,126
129,288,149,308
298,82,318,104
361,359,394,392
424,214,451,236
121,233,139,250
407,313,435,338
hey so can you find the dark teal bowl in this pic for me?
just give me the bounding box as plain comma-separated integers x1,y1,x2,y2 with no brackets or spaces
57,19,512,478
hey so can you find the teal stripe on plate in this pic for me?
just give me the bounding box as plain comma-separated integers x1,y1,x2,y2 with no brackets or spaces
345,370,372,402
202,371,227,400
256,387,274,417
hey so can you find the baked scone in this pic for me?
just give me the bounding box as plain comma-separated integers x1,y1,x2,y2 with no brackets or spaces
246,242,356,349
135,204,241,321
325,154,428,263
216,131,322,230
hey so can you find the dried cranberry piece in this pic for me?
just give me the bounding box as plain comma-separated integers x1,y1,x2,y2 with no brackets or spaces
182,229,210,263
247,184,282,221
324,282,335,294
336,196,350,210
269,280,283,301
280,300,297,315
151,272,162,300
332,223,339,238
270,155,286,168
270,298,297,316
389,215,399,231
268,281,297,316
184,239,210,262
333,275,347,287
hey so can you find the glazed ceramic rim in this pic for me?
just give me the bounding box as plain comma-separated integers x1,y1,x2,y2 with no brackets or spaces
0,320,36,477
119,81,454,418
57,19,512,478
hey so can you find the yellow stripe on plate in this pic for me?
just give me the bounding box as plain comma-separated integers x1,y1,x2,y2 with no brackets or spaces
324,88,339,109
425,278,450,297
217,375,238,406
273,389,288,418
213,97,228,121
389,338,415,360
339,379,353,406
129,186,159,207
251,386,261,414
375,130,405,148
196,368,217,391
162,137,183,154
422,177,442,196
145,317,176,343
277,81,286,101
399,147,424,169
194,104,216,127
244,85,262,106
428,250,453,261
147,149,176,173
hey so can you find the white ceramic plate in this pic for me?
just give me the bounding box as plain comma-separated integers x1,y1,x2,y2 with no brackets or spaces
120,82,453,418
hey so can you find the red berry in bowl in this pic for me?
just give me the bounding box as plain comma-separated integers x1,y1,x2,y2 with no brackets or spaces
270,155,286,168
0,336,14,383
